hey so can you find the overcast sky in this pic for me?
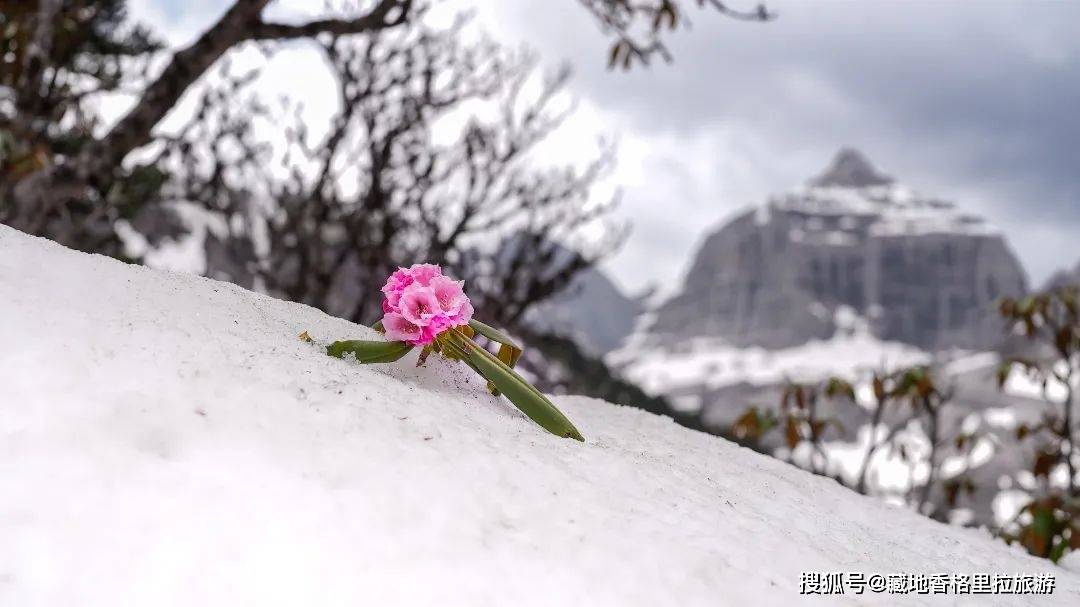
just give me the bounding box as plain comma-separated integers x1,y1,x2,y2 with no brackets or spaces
134,0,1080,295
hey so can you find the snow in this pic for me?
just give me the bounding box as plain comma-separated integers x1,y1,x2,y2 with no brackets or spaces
611,306,929,398
2,224,1077,605
1062,550,1080,574
769,182,999,238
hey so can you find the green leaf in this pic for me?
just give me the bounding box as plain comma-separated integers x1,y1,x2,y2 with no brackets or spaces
451,331,584,441
485,342,523,397
467,319,523,396
326,339,413,363
468,319,522,352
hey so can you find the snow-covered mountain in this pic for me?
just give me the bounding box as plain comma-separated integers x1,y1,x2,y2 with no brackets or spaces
610,149,1032,430
645,148,1027,352
4,224,1077,604
610,305,930,422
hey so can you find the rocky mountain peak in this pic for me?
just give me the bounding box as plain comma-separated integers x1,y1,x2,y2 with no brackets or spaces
643,149,1027,352
810,148,894,188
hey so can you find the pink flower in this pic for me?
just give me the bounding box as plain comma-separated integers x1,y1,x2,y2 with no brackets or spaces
429,275,469,317
417,314,454,345
378,263,472,347
399,283,442,326
408,263,442,287
381,267,414,308
382,312,424,344
453,299,474,326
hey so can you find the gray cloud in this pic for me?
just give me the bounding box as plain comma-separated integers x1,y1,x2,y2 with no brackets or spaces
472,0,1080,290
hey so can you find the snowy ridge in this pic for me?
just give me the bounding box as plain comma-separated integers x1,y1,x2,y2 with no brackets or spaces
778,148,997,238
612,307,930,400
641,148,1025,352
771,183,998,238
1,225,1076,606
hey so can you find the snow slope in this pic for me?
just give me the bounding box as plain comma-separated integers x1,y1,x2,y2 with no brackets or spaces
1,225,1077,606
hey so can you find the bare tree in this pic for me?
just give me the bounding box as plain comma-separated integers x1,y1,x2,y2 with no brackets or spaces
163,13,623,328
854,371,897,494
2,0,772,260
2,0,416,256
891,367,956,518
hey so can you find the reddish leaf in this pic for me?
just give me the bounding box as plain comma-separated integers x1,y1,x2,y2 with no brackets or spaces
733,407,762,442
872,376,886,401
785,417,801,449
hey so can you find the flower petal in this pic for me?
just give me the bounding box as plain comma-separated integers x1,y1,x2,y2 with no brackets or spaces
399,284,442,326
429,275,468,315
408,263,443,286
382,312,423,342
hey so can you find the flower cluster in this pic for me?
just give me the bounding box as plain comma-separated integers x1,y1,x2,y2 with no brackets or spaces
380,264,473,346
319,263,582,440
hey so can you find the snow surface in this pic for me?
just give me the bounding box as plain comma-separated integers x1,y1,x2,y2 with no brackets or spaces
611,306,930,401
2,225,1078,606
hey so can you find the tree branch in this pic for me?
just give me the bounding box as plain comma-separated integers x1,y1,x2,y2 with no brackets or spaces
250,0,413,40
706,0,774,22
83,0,412,179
